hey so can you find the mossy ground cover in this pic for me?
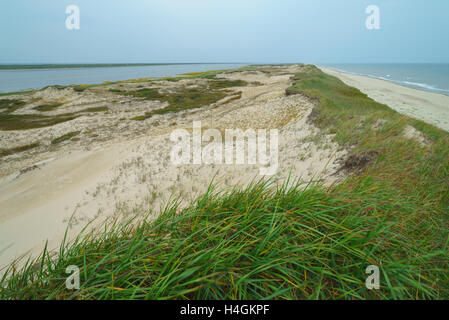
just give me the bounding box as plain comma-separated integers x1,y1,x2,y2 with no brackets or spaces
0,99,76,130
0,104,108,131
80,106,109,113
0,99,26,113
0,113,78,131
51,131,81,144
1,65,448,300
129,88,227,120
0,142,40,158
33,103,63,112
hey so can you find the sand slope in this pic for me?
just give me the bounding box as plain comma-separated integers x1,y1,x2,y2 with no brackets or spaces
0,65,348,269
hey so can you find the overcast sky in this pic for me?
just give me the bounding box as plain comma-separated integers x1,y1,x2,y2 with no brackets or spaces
1,0,448,64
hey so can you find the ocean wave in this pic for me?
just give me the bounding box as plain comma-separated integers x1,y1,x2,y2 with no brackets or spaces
397,80,449,93
325,66,449,96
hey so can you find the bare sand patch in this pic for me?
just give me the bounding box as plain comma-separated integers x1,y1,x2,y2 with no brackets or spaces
403,125,429,147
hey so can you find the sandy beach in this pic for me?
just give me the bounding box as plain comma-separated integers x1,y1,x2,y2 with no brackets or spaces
320,67,449,132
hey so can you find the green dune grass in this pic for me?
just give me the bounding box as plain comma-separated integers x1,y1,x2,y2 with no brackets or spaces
1,65,448,300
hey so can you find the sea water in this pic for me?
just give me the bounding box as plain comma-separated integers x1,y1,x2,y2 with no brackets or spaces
0,63,244,93
324,63,449,96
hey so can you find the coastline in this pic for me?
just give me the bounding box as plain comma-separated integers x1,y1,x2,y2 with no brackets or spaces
0,63,246,93
319,67,449,132
0,63,246,70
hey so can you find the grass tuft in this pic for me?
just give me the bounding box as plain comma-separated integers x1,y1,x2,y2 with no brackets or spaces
0,142,40,158
33,103,63,112
51,131,81,144
0,179,447,300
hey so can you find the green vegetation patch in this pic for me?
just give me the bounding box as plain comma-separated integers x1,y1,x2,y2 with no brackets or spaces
122,88,164,100
73,86,87,92
0,104,108,130
1,180,447,299
41,85,67,90
113,79,246,121
51,131,81,144
286,65,449,205
80,106,109,113
208,79,247,89
0,99,26,113
177,70,226,80
131,115,150,121
129,87,227,121
0,142,39,158
33,103,63,112
0,113,78,131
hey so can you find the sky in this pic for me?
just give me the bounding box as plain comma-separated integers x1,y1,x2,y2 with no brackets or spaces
1,0,448,64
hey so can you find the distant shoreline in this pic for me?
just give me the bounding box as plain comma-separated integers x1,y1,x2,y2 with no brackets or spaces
320,66,449,97
319,64,449,97
320,67,449,132
0,63,247,70
0,63,246,93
